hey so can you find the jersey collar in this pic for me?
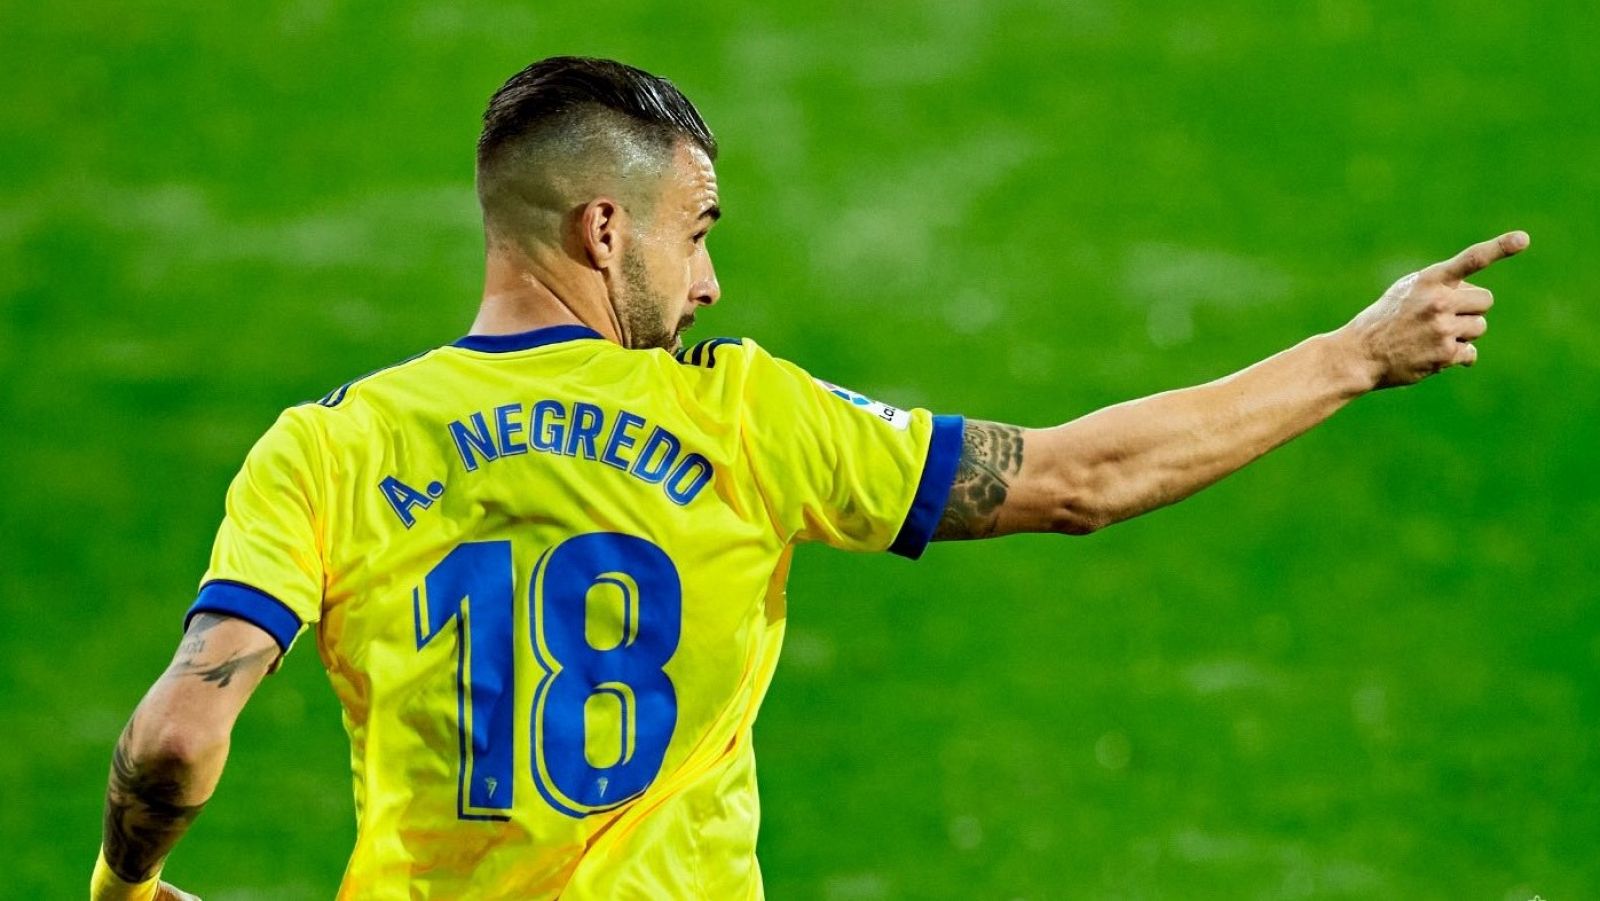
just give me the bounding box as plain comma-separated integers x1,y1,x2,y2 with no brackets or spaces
452,325,605,353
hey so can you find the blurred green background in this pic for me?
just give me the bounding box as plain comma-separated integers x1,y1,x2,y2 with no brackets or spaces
2,0,1595,897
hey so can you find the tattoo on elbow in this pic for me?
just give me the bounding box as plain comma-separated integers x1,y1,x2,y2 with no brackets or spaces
933,421,1024,541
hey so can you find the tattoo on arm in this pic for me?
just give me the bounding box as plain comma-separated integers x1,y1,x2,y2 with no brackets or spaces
933,420,1025,541
103,714,206,882
165,613,277,689
168,649,277,689
174,611,226,657
101,612,276,880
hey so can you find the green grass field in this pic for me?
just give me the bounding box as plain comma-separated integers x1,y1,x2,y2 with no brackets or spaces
3,1,1596,897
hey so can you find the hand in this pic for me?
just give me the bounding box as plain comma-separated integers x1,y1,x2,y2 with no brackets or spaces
1339,231,1529,389
91,852,201,901
89,877,200,901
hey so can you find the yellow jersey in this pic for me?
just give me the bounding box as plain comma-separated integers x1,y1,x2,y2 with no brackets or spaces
188,325,964,899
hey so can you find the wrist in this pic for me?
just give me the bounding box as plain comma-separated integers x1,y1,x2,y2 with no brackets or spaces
1318,327,1382,396
91,848,161,901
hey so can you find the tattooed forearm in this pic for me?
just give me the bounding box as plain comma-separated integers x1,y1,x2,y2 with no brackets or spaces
102,715,207,882
100,612,273,885
933,420,1025,541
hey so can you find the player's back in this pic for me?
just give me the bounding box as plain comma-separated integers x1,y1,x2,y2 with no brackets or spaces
187,324,962,899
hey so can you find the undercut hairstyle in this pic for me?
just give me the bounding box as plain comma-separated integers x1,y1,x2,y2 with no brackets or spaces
476,56,717,247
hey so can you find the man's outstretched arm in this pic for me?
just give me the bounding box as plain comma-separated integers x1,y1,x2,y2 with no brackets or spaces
934,231,1529,541
93,613,279,900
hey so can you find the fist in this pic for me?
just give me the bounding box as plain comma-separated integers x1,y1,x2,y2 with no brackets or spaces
1341,231,1529,389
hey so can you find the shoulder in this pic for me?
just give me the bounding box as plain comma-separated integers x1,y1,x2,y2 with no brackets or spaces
286,345,459,453
225,403,327,502
669,336,762,394
262,346,446,466
308,346,448,410
673,336,752,370
672,336,814,385
670,337,829,410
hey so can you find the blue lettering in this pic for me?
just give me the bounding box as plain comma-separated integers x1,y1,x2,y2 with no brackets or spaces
630,427,681,484
448,402,713,506
380,475,434,528
601,411,646,471
664,453,713,505
565,403,604,460
449,412,500,472
530,400,566,454
495,403,528,456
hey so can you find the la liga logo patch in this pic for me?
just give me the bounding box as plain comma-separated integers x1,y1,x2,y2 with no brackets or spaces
815,379,911,430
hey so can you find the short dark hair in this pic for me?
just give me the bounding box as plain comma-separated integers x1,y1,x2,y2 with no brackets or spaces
477,56,717,169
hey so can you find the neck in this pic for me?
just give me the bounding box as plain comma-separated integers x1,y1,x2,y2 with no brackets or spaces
472,242,623,344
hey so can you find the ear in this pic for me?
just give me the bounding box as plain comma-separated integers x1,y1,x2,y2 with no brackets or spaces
579,198,626,270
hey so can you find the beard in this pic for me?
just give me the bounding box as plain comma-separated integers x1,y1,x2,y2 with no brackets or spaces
616,249,691,351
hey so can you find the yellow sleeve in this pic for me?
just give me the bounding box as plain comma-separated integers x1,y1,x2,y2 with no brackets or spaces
736,341,965,557
186,406,326,653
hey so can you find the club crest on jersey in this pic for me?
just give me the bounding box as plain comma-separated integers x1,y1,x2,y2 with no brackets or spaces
815,379,911,430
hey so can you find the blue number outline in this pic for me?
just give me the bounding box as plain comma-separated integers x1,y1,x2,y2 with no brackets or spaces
412,540,516,821
414,533,681,822
528,533,682,818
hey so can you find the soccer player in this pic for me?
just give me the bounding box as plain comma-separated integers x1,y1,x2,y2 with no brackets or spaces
92,56,1527,900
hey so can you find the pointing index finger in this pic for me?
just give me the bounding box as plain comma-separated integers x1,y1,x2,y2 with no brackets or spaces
1427,231,1531,285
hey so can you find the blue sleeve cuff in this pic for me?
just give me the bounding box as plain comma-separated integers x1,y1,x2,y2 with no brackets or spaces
185,580,304,653
889,414,966,560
